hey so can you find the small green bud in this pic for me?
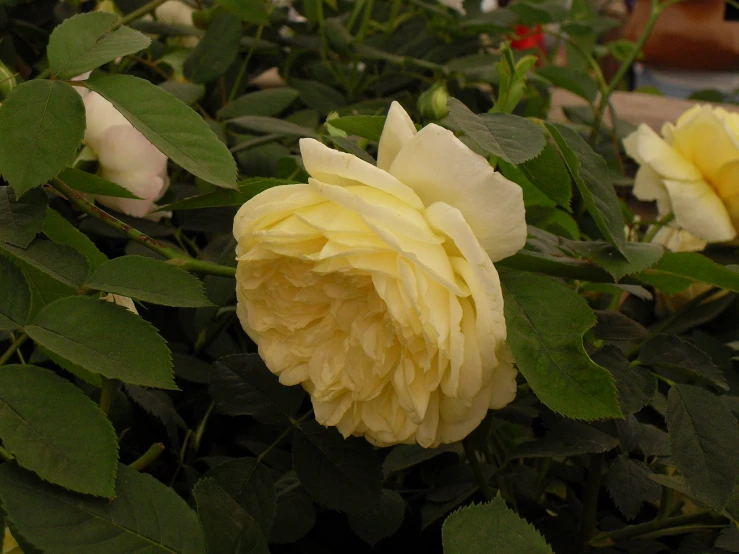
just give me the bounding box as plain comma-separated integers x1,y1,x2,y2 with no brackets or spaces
417,83,449,121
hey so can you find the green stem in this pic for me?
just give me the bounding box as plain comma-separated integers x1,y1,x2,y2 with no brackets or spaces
589,0,685,142
229,133,283,153
193,311,237,356
590,512,721,546
0,444,14,462
190,401,216,455
51,178,237,278
229,24,265,102
642,213,675,243
99,377,115,416
129,442,165,471
581,453,603,549
463,438,494,502
0,333,28,366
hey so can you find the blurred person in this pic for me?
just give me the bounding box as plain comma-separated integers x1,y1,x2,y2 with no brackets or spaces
624,0,739,99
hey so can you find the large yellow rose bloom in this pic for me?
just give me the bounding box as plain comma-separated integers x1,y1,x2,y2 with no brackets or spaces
624,105,739,243
233,102,526,447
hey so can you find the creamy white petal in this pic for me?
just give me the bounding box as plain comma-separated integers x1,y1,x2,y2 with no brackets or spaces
662,179,737,242
623,124,701,181
83,92,131,147
649,225,707,253
300,138,424,209
377,101,417,172
389,124,526,262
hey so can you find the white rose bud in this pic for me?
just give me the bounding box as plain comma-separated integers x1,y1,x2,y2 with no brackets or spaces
83,92,170,220
154,0,199,48
624,105,739,244
233,102,526,448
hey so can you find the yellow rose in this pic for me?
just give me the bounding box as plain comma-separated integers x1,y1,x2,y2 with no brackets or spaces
624,105,739,244
233,102,526,448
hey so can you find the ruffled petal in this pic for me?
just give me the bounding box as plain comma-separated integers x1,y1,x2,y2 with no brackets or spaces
663,179,737,242
623,124,701,181
389,124,527,262
377,101,417,172
299,138,424,210
668,105,739,182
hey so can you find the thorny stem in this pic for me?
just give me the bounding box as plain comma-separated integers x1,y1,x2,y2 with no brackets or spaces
129,443,166,471
580,453,604,550
590,512,723,546
589,0,687,142
50,178,237,279
229,24,265,102
463,438,495,502
99,377,115,416
0,333,28,366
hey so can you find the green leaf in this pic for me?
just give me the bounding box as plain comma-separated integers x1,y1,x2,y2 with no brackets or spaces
639,335,728,391
47,12,152,79
291,78,347,115
85,255,212,307
184,13,242,84
156,178,293,212
218,88,300,119
83,74,237,189
124,385,186,446
0,186,47,248
0,255,30,330
564,240,664,281
592,346,656,415
0,365,118,497
270,480,316,545
593,310,648,341
545,122,626,254
0,463,207,554
26,296,176,389
215,0,270,24
211,353,304,424
0,239,89,289
509,0,569,24
228,115,317,138
518,143,572,208
382,444,455,476
0,80,85,196
442,495,553,554
537,66,598,103
328,135,376,164
57,168,142,199
194,478,270,554
42,209,108,271
638,252,739,294
348,490,405,546
327,115,386,142
202,457,276,534
604,456,660,521
501,271,622,420
444,98,546,164
292,420,383,514
509,420,619,458
667,384,739,510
